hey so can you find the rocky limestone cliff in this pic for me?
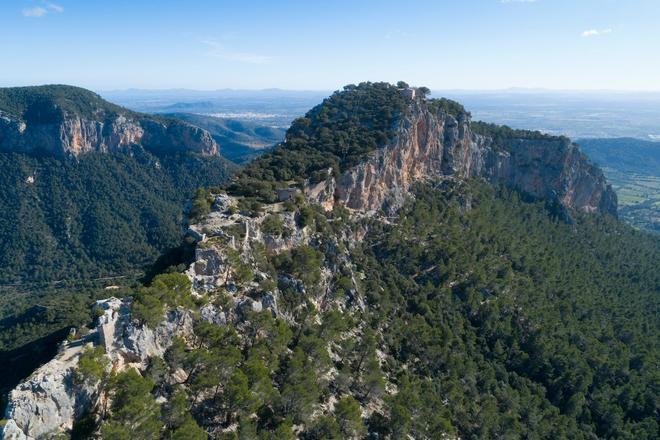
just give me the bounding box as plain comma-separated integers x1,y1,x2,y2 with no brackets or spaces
306,97,617,216
1,353,96,440
0,113,219,158
0,91,218,158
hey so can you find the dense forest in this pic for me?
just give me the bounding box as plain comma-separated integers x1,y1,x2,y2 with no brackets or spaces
0,148,232,284
75,180,659,439
358,182,659,438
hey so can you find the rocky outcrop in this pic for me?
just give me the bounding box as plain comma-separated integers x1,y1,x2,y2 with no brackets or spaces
308,98,617,216
95,298,196,369
0,113,142,157
0,297,204,439
0,299,121,440
1,354,96,440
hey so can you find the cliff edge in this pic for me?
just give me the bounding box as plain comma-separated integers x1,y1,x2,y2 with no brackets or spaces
307,93,617,216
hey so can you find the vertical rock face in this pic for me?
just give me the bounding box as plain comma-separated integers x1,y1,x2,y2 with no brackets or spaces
1,355,96,440
0,113,219,158
310,99,617,216
139,118,220,156
0,114,144,157
0,85,219,158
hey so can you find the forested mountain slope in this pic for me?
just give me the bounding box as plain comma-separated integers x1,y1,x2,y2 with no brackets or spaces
3,83,657,440
0,149,233,284
0,85,235,284
0,87,235,398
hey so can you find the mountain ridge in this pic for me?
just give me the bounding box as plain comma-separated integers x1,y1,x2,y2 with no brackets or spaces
231,83,617,217
3,82,654,440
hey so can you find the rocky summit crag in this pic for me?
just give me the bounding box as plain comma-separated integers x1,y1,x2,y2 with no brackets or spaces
305,91,617,216
0,85,218,158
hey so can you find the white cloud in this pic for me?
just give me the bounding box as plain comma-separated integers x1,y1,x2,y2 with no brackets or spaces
46,2,64,13
22,7,48,17
201,39,273,65
22,2,63,18
582,28,612,37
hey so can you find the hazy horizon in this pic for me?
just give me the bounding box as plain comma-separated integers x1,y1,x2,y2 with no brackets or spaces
97,86,660,94
4,84,660,96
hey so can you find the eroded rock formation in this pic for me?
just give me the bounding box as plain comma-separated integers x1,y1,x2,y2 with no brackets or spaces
0,298,206,439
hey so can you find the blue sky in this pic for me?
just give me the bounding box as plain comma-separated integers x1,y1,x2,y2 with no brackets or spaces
1,0,659,91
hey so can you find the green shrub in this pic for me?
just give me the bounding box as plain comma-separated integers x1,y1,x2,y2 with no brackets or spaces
74,346,108,385
427,98,469,119
272,245,322,285
297,207,315,228
261,214,285,236
190,188,214,220
131,273,193,327
237,197,263,217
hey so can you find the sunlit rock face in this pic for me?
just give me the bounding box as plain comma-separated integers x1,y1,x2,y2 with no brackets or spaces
310,99,617,217
0,109,218,158
1,357,96,440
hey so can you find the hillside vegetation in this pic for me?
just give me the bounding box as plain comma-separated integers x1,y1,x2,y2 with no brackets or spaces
0,85,127,121
0,149,233,284
76,180,660,440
